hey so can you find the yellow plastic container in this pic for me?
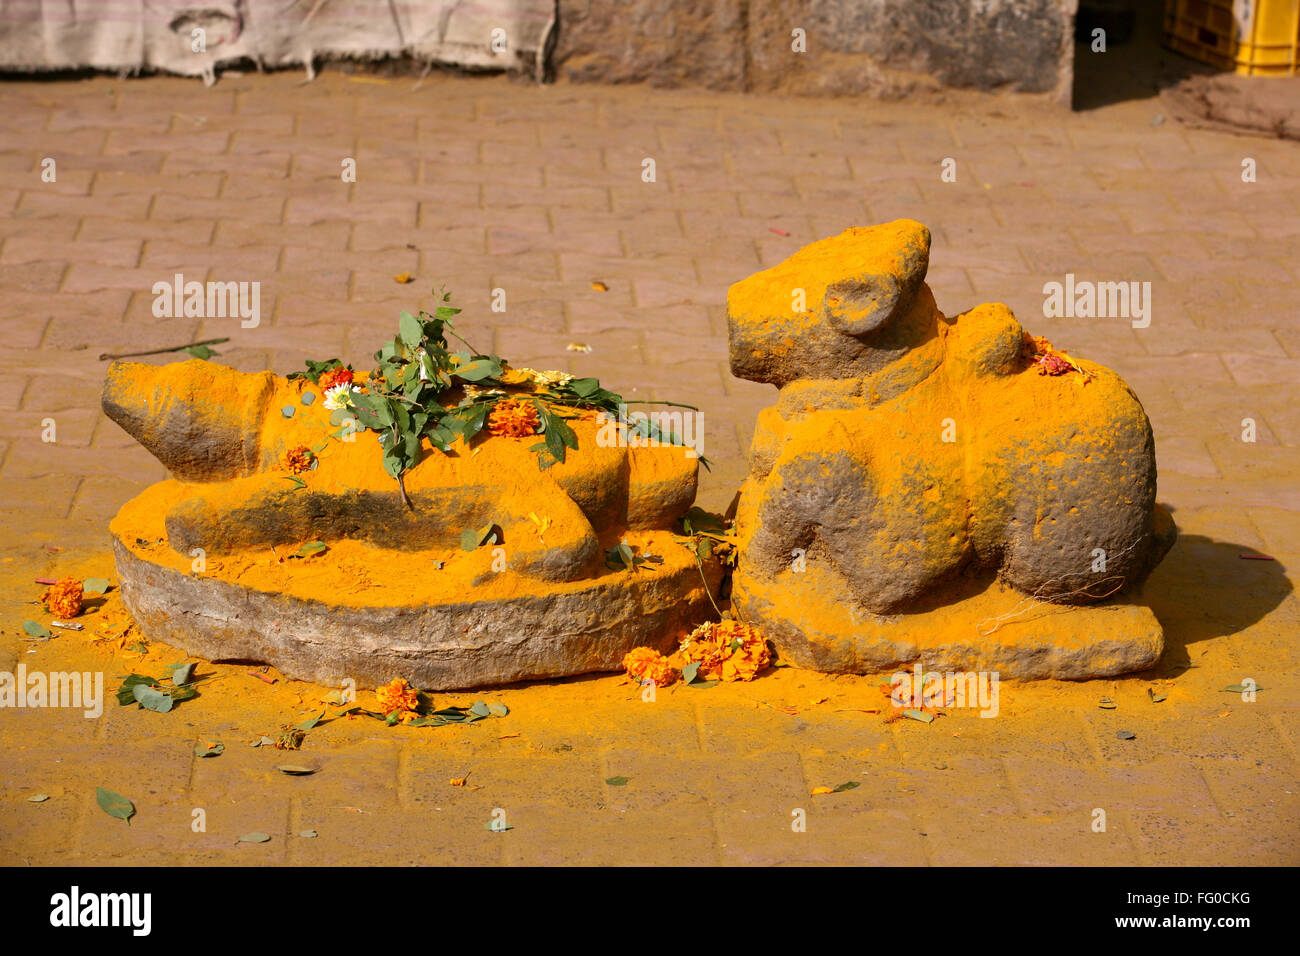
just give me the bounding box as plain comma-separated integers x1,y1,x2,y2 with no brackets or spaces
1163,0,1300,75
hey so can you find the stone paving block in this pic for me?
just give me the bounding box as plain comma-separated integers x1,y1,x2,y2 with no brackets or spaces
0,260,66,293
191,737,403,814
1248,508,1300,558
916,810,1141,865
1004,755,1219,818
501,694,703,755
70,475,153,524
78,794,295,865
1130,811,1296,865
291,805,504,866
1195,755,1299,821
501,803,720,866
403,753,607,846
1,408,97,448
1083,707,1292,765
0,475,80,518
0,785,82,865
720,804,927,866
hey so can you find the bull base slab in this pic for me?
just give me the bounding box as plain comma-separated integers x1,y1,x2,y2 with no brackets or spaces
732,568,1163,680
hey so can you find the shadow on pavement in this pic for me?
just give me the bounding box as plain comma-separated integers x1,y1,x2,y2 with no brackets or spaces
1142,531,1292,677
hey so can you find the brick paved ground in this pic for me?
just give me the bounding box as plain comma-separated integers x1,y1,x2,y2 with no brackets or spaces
0,71,1297,865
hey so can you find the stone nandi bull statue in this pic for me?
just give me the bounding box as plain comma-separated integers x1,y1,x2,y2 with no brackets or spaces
727,219,1176,679
100,358,717,690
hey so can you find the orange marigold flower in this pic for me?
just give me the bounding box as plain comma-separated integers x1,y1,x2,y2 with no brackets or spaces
487,398,540,438
375,677,421,722
317,366,353,390
677,620,771,682
622,647,677,687
43,577,84,618
284,445,315,474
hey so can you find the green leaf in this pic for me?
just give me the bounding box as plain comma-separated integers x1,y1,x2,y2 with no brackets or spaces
284,476,306,490
832,781,860,793
569,377,602,398
552,415,579,451
28,794,50,803
349,392,394,428
1223,684,1264,693
277,765,318,776
168,684,199,703
681,661,701,685
1116,730,1137,740
295,541,328,558
531,442,561,470
484,818,513,832
399,310,424,349
22,620,52,639
1147,688,1167,704
419,351,438,382
173,662,196,686
604,776,630,787
183,344,217,360
487,702,509,717
294,358,342,384
194,741,224,758
297,710,326,731
1098,697,1116,709
82,577,111,594
238,832,271,844
460,524,499,551
132,683,174,713
95,787,135,825
680,507,725,536
468,701,491,718
299,830,318,839
902,709,934,724
453,358,503,383
116,674,159,705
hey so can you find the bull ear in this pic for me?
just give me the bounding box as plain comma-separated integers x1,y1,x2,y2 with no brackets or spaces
821,272,903,335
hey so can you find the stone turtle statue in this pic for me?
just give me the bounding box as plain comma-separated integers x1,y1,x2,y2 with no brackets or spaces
727,219,1176,679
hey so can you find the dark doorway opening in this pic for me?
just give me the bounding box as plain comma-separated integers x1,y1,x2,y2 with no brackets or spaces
1073,0,1220,109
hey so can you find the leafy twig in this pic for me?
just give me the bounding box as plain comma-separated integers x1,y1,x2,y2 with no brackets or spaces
99,337,230,361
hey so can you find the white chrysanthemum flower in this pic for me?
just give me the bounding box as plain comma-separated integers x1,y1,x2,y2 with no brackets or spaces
323,383,355,410
531,369,574,388
464,384,506,401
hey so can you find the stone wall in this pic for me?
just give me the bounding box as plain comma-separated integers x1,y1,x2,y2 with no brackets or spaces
554,0,1079,101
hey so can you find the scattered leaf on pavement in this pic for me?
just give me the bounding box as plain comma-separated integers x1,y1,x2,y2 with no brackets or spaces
95,787,135,824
